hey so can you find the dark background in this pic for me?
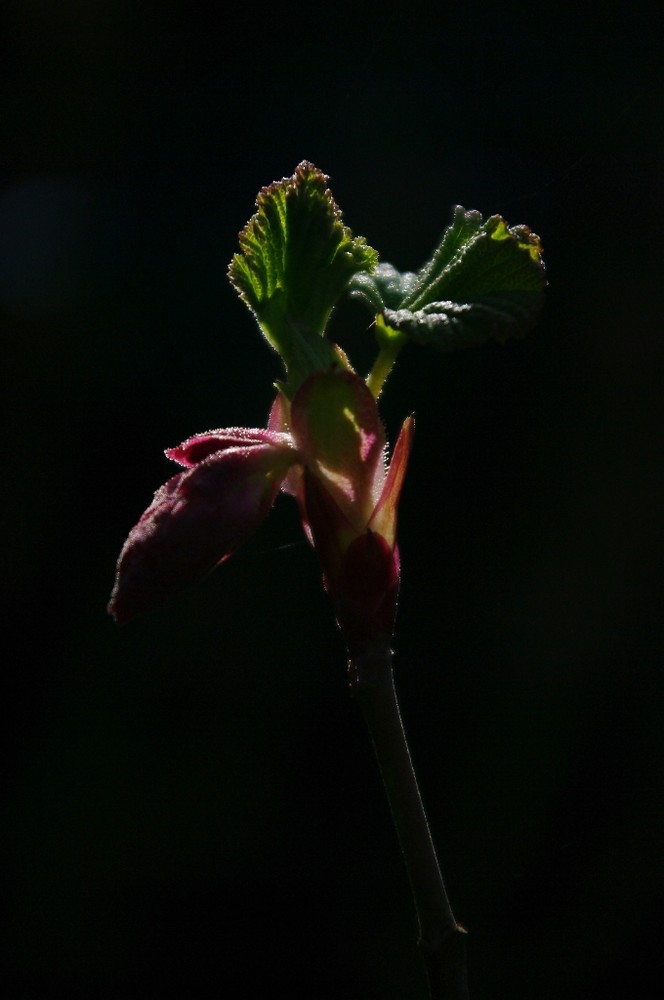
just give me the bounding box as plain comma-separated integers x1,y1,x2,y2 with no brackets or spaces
3,2,662,997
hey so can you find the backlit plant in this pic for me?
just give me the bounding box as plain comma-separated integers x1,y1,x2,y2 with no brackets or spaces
109,162,545,999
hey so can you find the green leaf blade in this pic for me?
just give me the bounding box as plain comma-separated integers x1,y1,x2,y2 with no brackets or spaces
229,162,378,394
349,205,546,354
349,264,418,314
402,206,484,311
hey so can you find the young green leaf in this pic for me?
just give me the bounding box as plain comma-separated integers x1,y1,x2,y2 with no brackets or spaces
349,206,546,352
349,263,418,314
229,161,378,395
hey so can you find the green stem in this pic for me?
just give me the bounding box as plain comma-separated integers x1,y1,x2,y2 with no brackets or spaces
348,640,469,1000
366,317,406,398
366,342,402,398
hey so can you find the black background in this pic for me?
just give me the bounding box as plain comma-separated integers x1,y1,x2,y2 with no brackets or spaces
3,2,663,998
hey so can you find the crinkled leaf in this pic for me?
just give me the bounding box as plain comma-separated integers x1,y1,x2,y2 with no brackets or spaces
229,161,378,394
349,263,418,314
348,206,545,352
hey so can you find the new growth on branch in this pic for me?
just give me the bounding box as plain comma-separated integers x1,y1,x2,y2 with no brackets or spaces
108,162,545,1000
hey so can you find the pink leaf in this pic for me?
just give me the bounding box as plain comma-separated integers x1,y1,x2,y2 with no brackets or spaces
335,531,400,644
167,427,294,468
369,415,415,548
108,441,297,623
290,370,386,529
